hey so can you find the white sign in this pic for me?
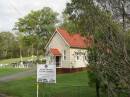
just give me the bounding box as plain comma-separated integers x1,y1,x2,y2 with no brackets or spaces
37,64,56,83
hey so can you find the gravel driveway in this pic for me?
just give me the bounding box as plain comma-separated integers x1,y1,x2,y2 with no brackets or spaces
0,68,36,82
0,94,14,97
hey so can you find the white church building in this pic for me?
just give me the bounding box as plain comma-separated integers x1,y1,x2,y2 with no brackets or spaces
45,28,93,70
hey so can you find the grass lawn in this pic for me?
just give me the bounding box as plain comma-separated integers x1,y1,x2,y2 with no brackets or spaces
0,68,28,77
0,71,96,97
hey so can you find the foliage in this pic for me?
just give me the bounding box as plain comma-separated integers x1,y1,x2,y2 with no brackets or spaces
60,13,80,33
0,7,58,59
64,0,113,34
15,7,58,39
65,0,130,97
0,7,59,59
89,29,130,97
0,32,19,59
96,0,130,30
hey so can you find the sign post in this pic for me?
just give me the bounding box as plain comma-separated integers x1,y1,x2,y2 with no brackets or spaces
37,64,56,97
37,83,39,97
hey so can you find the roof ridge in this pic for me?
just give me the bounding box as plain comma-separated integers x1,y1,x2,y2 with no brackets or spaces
56,28,92,48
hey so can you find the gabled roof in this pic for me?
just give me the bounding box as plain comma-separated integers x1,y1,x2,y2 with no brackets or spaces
50,48,61,56
45,28,93,49
56,28,93,48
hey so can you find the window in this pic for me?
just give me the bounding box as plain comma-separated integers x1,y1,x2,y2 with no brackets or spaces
77,55,79,60
64,50,66,60
84,55,88,61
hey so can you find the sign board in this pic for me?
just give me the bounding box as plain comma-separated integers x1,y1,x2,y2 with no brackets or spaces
37,64,56,83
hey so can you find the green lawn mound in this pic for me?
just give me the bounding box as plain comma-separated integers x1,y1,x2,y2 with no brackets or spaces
0,71,96,97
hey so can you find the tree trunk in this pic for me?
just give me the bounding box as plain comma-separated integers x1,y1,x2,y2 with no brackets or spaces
5,50,8,58
27,49,29,57
96,78,100,97
36,48,39,57
20,47,23,62
122,4,126,32
31,44,34,62
36,48,39,61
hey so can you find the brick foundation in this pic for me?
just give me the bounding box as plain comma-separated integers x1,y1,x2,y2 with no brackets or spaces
56,67,88,74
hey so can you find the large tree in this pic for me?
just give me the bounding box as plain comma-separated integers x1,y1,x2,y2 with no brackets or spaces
15,7,58,47
60,13,80,33
96,0,130,31
14,7,58,58
0,32,18,59
65,0,130,97
88,26,130,97
64,0,115,35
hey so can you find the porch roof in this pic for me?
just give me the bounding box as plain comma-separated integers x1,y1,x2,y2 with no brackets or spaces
50,48,61,56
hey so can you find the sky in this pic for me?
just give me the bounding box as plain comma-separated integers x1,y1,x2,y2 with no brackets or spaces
0,0,70,32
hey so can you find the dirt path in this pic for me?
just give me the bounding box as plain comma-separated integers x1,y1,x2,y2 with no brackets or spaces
0,68,36,82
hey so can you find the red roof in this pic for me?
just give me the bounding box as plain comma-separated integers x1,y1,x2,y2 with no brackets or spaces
56,28,93,48
50,48,61,56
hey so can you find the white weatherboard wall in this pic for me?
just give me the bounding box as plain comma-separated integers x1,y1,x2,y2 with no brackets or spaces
46,32,70,67
46,31,89,68
69,48,89,68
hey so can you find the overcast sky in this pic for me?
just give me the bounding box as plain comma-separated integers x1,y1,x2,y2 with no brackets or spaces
0,0,69,32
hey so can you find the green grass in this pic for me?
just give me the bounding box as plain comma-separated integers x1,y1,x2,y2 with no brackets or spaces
0,68,28,77
0,71,96,97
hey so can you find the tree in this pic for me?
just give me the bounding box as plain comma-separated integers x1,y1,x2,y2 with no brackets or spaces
22,35,40,59
16,33,24,62
14,7,58,58
64,0,112,97
15,7,58,48
16,33,40,61
64,0,114,35
96,0,130,31
89,26,130,97
65,0,130,97
60,13,79,33
0,32,18,59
